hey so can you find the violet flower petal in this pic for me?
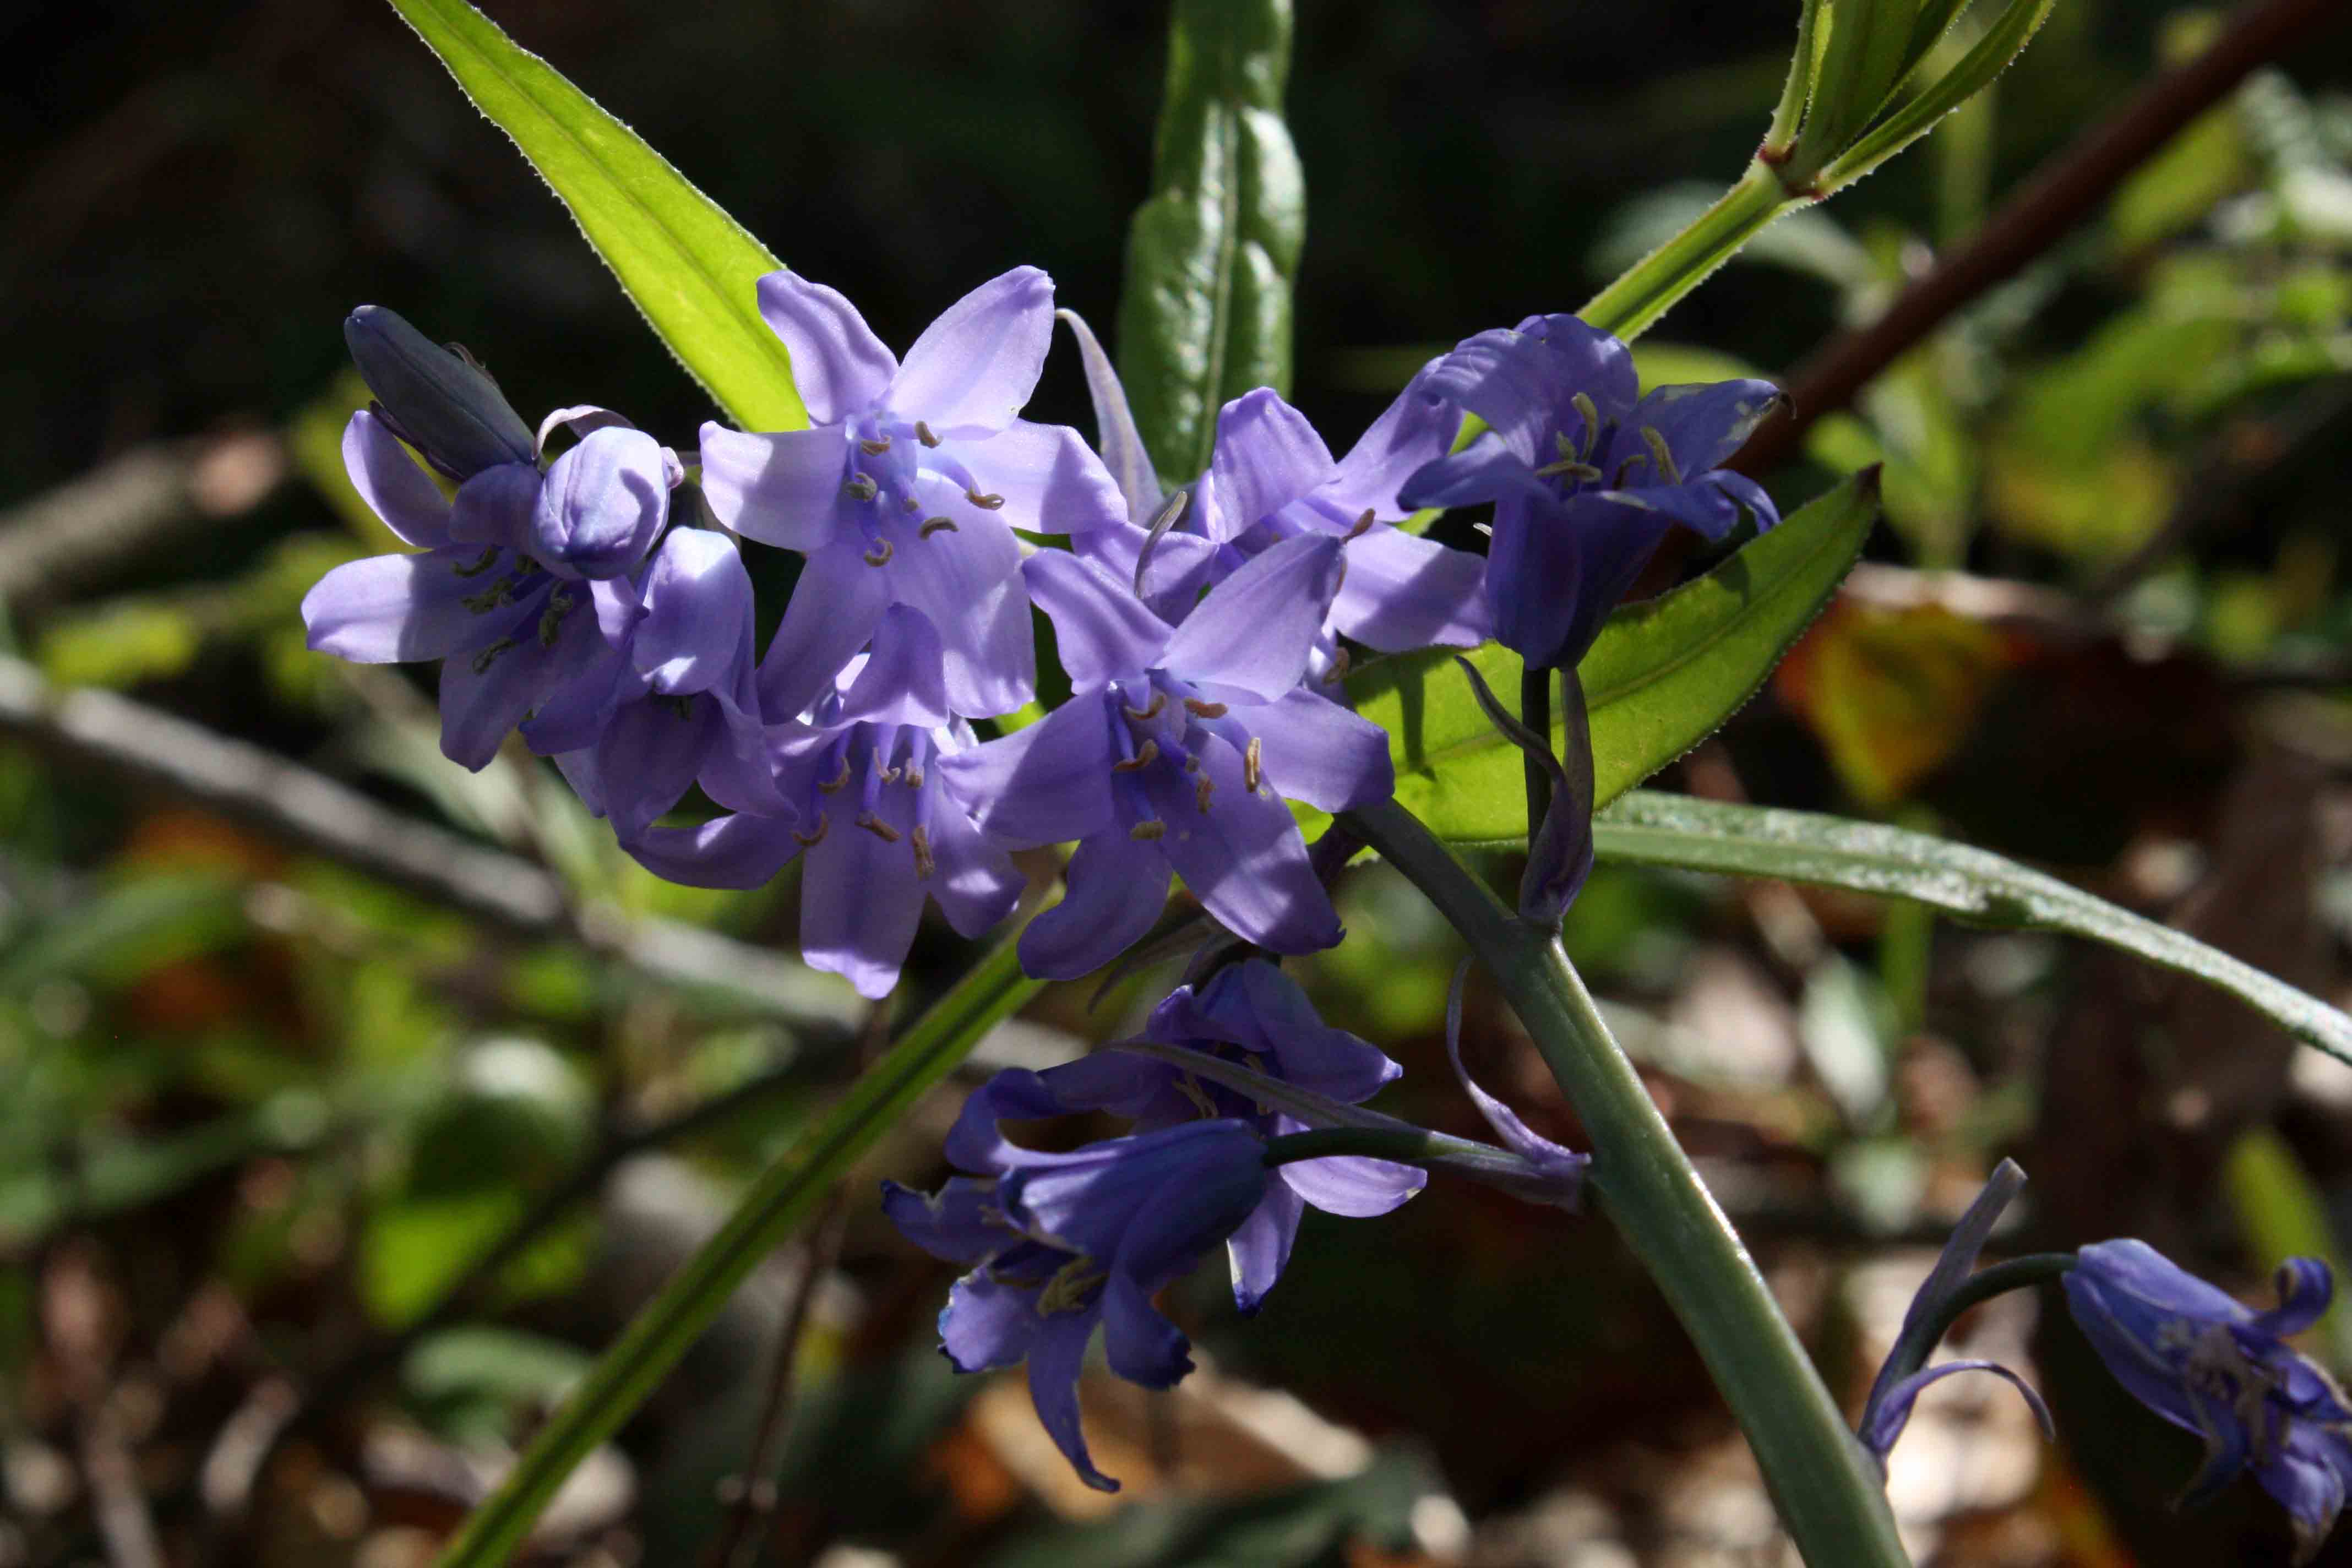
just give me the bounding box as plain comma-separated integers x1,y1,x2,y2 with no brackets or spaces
888,265,1054,435
1245,688,1395,814
886,507,1035,717
1227,1182,1304,1316
959,419,1125,535
696,424,852,553
1017,829,1173,979
1140,729,1341,955
301,549,516,663
342,411,454,549
1057,308,1163,525
941,695,1118,849
633,529,754,695
755,542,894,722
1207,389,1334,540
1021,549,1173,688
1329,524,1492,651
1159,533,1343,704
755,272,898,427
622,810,802,891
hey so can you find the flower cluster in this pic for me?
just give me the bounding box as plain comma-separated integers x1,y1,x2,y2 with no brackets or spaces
297,272,1763,1488
302,272,1775,995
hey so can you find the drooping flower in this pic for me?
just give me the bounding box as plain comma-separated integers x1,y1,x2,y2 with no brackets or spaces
938,538,1393,979
882,1072,1270,1491
301,410,650,768
1399,314,1784,671
699,268,1125,722
625,608,1022,998
993,960,1425,1311
1060,312,1485,656
1855,1160,2052,1468
528,526,788,843
2066,1240,2352,1561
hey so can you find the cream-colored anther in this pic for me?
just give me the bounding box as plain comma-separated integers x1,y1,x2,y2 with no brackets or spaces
910,825,936,879
1347,507,1376,540
819,756,852,794
1639,426,1681,486
1183,698,1227,718
914,421,941,448
1244,736,1264,793
1195,775,1215,812
1122,692,1168,722
863,538,895,567
856,812,901,843
793,813,830,847
920,516,959,537
845,472,879,502
1111,739,1159,774
965,490,1005,510
1129,819,1167,841
858,436,892,455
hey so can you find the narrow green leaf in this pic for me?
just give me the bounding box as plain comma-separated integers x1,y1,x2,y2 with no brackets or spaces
384,0,807,433
1116,0,1306,487
1805,0,1924,166
1348,469,1881,842
1819,0,2059,194
1898,0,1977,82
431,930,1043,1568
1593,791,2352,1066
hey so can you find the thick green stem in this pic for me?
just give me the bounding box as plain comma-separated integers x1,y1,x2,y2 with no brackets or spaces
1345,797,1910,1567
1578,162,1798,342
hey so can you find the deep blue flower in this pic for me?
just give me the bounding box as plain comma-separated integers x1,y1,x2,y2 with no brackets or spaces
301,409,658,769
1399,314,1783,671
995,960,1425,1311
699,268,1125,722
2067,1240,2352,1561
526,526,788,843
882,1071,1270,1491
939,538,1393,979
625,608,1021,998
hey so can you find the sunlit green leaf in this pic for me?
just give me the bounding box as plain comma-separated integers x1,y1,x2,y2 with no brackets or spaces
384,0,806,432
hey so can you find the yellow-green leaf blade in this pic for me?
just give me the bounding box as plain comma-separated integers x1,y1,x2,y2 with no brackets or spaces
386,0,807,433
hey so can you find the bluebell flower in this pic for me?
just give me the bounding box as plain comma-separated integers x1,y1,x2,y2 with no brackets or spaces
699,268,1125,722
998,960,1425,1311
1399,314,1784,670
526,526,788,843
882,1071,1270,1491
938,538,1393,979
625,608,1021,998
2067,1240,2352,1561
301,409,657,768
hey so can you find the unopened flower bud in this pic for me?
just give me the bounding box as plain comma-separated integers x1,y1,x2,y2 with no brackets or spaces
344,305,536,479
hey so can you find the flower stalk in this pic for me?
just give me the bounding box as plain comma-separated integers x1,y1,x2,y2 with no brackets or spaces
1344,794,1911,1567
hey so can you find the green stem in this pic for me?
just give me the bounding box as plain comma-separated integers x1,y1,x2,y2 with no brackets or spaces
1520,664,1554,840
1765,0,1828,157
1264,1127,1467,1168
1579,162,1799,342
1344,797,1910,1567
1876,1254,2077,1399
432,928,1043,1568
